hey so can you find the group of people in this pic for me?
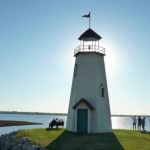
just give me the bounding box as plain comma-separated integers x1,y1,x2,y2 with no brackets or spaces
133,116,145,131
49,118,64,129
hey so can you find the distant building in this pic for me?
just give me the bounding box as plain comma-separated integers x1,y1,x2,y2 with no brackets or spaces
66,27,112,133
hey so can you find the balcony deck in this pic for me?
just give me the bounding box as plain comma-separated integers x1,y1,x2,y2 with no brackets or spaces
74,45,105,56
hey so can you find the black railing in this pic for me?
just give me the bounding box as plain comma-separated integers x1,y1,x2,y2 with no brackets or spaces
74,45,105,55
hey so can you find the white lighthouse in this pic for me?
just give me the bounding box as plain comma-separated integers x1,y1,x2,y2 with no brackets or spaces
66,26,112,133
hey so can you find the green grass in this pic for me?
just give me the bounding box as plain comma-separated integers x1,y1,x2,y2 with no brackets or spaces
15,128,150,150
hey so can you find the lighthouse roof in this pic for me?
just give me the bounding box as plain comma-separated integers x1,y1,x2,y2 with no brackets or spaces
72,98,95,110
78,28,102,40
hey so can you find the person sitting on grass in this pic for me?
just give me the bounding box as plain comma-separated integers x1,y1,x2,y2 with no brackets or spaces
49,118,64,129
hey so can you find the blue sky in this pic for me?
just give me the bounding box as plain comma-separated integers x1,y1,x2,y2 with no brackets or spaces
0,0,150,115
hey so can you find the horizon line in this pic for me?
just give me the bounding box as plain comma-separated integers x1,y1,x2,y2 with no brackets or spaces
0,111,150,117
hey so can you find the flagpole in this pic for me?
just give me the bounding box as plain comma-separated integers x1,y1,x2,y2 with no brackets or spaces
89,12,91,28
82,12,91,28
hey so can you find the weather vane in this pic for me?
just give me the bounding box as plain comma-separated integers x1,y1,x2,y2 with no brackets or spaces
82,12,91,28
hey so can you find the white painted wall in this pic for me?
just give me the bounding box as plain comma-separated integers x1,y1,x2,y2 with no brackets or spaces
66,52,112,133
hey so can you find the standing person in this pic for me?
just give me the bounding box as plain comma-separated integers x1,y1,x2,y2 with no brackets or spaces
132,116,137,130
138,116,142,131
142,117,146,131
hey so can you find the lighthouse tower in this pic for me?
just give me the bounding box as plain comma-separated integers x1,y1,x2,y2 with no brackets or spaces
66,27,112,133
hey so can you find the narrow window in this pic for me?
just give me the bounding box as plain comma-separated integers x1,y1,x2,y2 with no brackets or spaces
101,87,104,97
99,84,104,97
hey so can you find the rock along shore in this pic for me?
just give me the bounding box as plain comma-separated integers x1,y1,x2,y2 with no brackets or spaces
0,131,48,150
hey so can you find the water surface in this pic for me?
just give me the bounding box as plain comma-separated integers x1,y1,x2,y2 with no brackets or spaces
0,114,149,136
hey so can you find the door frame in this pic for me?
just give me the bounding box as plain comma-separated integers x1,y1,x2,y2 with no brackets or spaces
75,107,91,133
77,108,88,133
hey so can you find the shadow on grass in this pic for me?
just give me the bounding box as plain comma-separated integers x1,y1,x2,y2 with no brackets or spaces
46,128,61,131
47,130,124,150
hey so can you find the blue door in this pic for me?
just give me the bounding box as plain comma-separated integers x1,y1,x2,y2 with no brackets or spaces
77,109,88,133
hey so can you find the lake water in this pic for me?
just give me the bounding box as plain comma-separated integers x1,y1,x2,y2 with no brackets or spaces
0,114,150,136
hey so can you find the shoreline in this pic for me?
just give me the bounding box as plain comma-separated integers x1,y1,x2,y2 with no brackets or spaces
0,111,67,116
0,111,150,117
0,120,42,127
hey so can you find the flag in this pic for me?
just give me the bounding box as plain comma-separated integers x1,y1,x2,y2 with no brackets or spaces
82,12,90,18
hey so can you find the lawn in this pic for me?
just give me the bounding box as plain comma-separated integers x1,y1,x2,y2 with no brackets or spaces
15,128,150,150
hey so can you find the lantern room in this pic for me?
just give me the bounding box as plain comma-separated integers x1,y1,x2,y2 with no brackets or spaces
74,28,105,56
